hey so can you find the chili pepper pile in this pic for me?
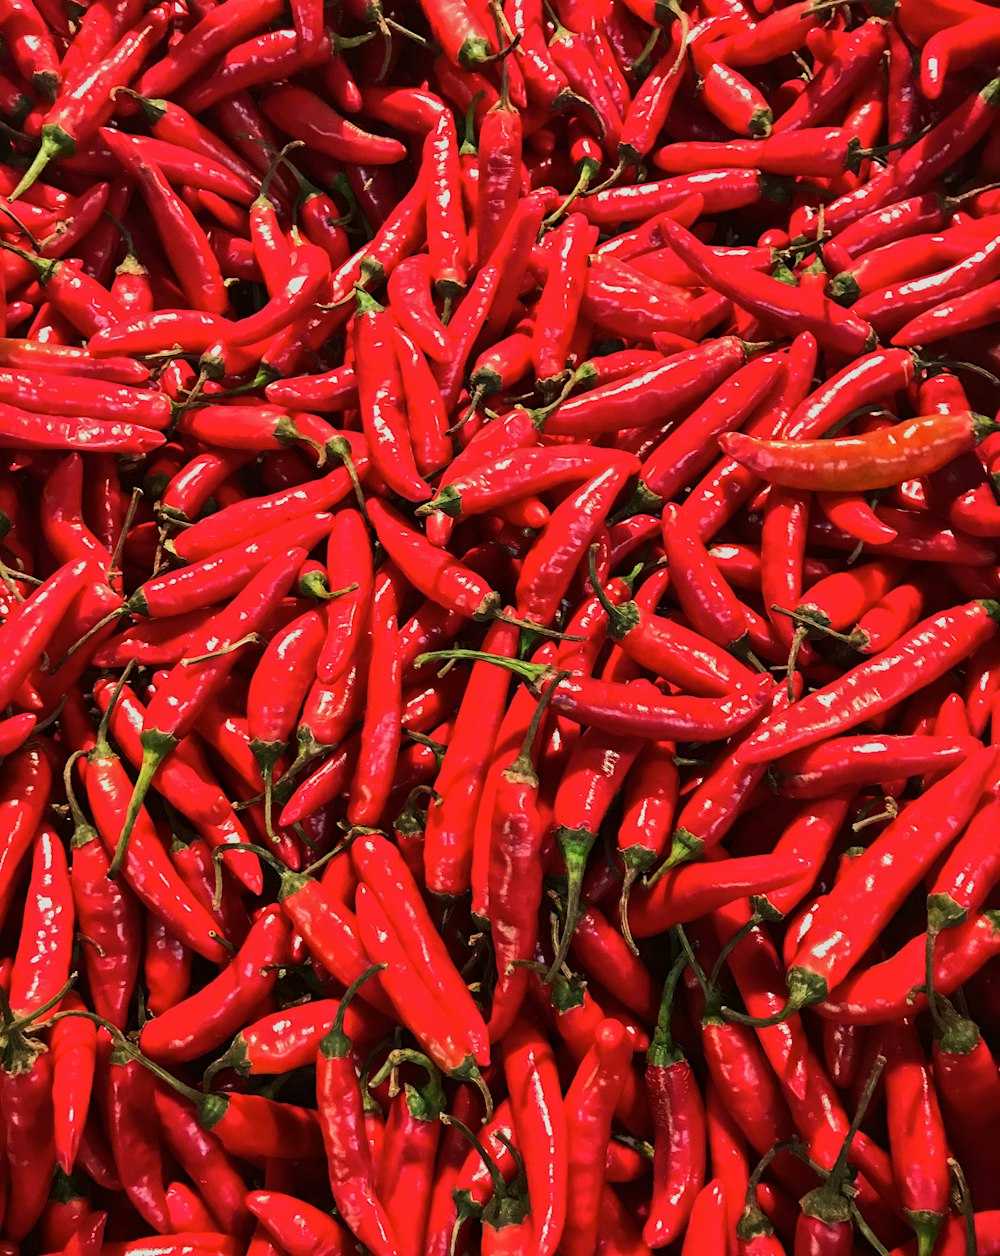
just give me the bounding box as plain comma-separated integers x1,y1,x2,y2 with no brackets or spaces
1,0,1000,1253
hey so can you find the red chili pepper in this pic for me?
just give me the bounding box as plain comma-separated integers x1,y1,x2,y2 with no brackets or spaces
112,547,305,874
97,1031,171,1232
532,213,592,385
516,464,630,626
102,130,226,315
0,0,61,98
139,907,290,1065
560,1018,633,1256
12,3,171,198
724,410,996,491
543,336,751,437
881,1018,950,1255
931,1001,1000,1212
760,747,997,1018
487,670,567,1041
643,956,707,1247
352,290,433,502
50,992,96,1176
2,1047,57,1241
9,822,72,1018
261,84,407,167
741,601,1000,765
247,1190,351,1256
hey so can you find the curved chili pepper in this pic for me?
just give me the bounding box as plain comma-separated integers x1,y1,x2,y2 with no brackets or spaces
818,910,1000,1025
761,747,997,1018
247,1189,351,1256
499,1007,567,1255
261,83,407,167
139,907,290,1065
560,1018,633,1256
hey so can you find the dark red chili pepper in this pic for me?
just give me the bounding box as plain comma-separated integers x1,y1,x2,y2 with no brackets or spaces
2,1047,57,1241
487,670,567,1041
644,956,706,1247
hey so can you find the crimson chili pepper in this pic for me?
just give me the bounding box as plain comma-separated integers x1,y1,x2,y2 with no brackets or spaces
645,955,707,1248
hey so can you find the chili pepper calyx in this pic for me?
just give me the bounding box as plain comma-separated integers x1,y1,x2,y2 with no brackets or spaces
548,970,587,1013
926,891,968,934
749,106,773,138
546,824,597,981
651,827,703,880
417,485,462,517
723,964,827,1025
933,997,981,1056
906,1209,945,1256
203,1036,250,1090
109,729,180,878
10,125,76,200
976,599,1000,625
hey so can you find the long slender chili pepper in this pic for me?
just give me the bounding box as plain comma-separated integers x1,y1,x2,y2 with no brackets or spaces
881,1018,950,1256
488,669,567,1041
741,746,997,1020
561,1019,634,1256
111,547,305,874
645,955,706,1248
499,1006,567,1255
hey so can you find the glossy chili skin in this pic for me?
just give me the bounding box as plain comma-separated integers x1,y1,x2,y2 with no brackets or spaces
561,1019,634,1256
